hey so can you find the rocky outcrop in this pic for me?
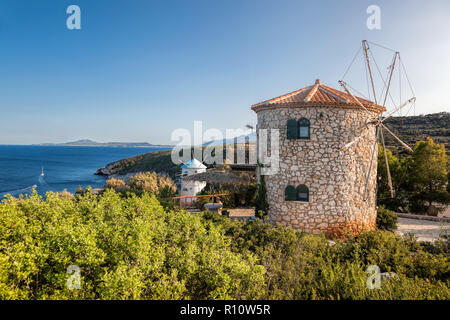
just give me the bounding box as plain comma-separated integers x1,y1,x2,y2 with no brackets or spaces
95,160,125,176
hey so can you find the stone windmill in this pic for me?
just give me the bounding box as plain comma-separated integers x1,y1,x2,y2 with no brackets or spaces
251,40,415,237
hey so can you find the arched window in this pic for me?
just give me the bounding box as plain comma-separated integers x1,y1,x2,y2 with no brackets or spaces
286,119,298,140
296,184,309,202
284,185,296,201
298,118,310,139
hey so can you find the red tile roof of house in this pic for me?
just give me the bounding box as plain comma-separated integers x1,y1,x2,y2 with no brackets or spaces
251,79,386,113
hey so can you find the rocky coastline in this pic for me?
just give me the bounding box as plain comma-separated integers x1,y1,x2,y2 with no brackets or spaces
95,159,125,176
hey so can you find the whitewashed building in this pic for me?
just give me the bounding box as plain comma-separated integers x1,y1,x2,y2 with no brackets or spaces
180,158,207,198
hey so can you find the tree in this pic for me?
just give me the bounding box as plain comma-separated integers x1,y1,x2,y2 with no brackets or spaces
408,138,450,213
377,144,408,211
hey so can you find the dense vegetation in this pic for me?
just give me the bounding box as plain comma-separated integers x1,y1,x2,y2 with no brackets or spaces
376,206,398,231
0,190,448,300
383,112,450,156
106,172,177,199
105,150,180,178
0,191,264,299
377,137,450,213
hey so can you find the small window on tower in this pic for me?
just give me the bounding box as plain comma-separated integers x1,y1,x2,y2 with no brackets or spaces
298,118,310,139
284,185,296,201
296,184,309,202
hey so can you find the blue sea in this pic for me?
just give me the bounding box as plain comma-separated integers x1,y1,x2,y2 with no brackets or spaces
0,145,170,198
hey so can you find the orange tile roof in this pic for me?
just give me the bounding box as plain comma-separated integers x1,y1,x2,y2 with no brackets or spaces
251,79,386,113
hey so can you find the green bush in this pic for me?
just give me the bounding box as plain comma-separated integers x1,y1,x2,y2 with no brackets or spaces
376,206,398,231
201,213,449,300
0,191,448,300
105,177,128,192
0,190,265,299
105,172,177,200
195,183,257,210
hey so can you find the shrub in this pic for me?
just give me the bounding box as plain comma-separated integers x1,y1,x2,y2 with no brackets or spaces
75,186,84,196
105,178,128,192
0,190,265,300
127,172,159,193
202,213,449,300
0,191,448,300
126,172,177,197
57,189,74,200
156,175,177,197
376,206,398,231
195,183,257,210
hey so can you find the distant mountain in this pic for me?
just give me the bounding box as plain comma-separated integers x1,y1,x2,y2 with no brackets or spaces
34,139,173,148
383,112,450,155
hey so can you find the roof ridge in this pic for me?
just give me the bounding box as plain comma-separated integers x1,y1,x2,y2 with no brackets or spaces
322,84,379,107
319,85,351,104
304,83,319,102
266,85,312,104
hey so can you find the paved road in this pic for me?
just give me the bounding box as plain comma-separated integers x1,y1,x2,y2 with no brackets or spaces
396,217,450,242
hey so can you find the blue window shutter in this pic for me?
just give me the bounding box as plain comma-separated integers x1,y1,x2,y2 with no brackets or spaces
285,185,296,201
287,119,298,139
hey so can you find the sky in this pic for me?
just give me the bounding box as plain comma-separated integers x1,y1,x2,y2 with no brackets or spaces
0,0,449,145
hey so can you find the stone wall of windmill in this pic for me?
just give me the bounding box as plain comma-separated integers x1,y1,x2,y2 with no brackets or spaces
253,80,382,237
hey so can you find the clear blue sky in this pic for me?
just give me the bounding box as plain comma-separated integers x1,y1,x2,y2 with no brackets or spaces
0,0,449,145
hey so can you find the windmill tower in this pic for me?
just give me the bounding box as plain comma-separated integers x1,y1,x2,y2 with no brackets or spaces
251,41,415,237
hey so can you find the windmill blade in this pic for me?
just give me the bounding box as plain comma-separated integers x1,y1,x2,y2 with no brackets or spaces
355,118,379,132
343,134,366,150
343,119,379,150
381,97,416,123
380,127,394,198
338,80,372,116
363,128,380,201
380,123,413,152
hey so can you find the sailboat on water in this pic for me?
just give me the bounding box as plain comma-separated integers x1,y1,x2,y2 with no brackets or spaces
40,167,45,177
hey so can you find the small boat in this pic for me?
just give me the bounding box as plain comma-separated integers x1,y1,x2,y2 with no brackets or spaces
40,167,45,177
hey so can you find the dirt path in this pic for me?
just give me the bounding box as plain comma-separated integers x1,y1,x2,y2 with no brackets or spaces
396,217,449,242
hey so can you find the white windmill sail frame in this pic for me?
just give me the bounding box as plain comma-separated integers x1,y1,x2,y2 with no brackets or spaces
339,40,416,201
